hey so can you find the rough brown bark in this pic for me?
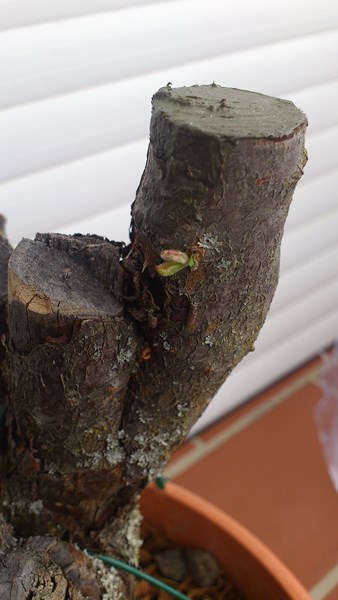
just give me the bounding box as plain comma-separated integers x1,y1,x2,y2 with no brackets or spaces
2,234,137,596
0,85,307,598
121,85,307,472
0,523,103,600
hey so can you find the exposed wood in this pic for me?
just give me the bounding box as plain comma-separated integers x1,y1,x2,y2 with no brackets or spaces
0,531,104,599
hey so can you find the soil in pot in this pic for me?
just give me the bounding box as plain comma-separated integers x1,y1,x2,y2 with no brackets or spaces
135,522,245,599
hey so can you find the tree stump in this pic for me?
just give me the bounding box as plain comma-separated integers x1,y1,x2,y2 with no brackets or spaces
0,85,307,598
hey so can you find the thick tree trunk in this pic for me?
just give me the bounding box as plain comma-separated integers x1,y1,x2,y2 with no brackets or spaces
121,85,307,469
5,236,138,541
0,85,307,598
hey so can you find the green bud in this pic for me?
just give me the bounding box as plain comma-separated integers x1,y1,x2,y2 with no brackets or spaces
160,249,190,265
155,262,186,276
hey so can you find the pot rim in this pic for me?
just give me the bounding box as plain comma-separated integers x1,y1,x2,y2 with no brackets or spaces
141,481,311,600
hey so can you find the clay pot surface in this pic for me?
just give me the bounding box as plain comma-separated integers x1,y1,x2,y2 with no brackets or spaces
140,482,311,600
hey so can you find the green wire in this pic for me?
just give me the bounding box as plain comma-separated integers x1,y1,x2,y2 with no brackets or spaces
155,475,168,489
87,551,190,600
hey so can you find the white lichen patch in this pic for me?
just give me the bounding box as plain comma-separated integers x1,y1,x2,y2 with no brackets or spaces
112,505,143,566
156,331,171,351
81,451,102,469
116,347,134,366
177,402,189,417
5,497,44,516
92,345,103,362
1,497,48,530
128,429,182,480
129,448,164,481
198,233,223,253
28,499,44,515
216,257,232,271
136,409,153,425
80,431,126,469
116,336,135,366
203,334,217,347
46,462,57,475
125,506,143,561
105,433,126,466
90,557,124,600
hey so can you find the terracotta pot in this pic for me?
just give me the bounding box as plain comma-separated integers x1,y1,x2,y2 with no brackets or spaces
140,481,311,600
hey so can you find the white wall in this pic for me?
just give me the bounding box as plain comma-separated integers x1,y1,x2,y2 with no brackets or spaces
1,0,337,433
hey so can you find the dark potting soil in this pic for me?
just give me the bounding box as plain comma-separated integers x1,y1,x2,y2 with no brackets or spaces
135,523,246,600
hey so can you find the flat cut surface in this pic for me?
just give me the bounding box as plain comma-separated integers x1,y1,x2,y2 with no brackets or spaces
9,238,121,317
153,85,307,139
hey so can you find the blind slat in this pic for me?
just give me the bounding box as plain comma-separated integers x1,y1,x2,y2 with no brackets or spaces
1,139,148,245
281,206,338,272
256,278,338,354
191,308,338,434
1,73,337,183
296,124,338,182
1,2,337,107
270,244,338,315
59,202,133,244
0,0,164,31
286,168,338,232
288,79,338,135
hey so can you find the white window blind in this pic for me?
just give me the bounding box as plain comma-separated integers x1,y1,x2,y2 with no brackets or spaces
1,0,337,434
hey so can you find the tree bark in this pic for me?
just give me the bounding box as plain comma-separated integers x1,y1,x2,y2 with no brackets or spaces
121,84,307,471
0,85,307,598
0,524,103,600
4,235,142,548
